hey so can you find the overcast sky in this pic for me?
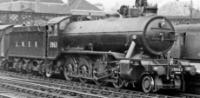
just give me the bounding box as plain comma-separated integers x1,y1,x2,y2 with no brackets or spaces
62,0,199,12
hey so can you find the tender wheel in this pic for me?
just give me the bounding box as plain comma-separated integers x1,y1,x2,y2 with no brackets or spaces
17,60,24,72
13,58,20,71
38,61,45,75
45,61,53,78
1,59,10,70
45,67,53,78
141,75,155,93
64,56,76,81
21,60,28,72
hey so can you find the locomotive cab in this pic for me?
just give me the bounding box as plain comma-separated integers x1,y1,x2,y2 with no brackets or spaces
46,16,70,59
47,16,70,36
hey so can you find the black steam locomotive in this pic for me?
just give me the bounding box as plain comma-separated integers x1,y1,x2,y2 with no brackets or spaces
0,15,196,93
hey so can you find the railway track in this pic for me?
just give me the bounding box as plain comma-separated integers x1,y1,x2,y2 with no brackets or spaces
0,70,198,98
0,88,38,98
181,93,200,98
0,75,105,98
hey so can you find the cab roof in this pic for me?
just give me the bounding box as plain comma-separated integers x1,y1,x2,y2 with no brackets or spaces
0,25,13,31
48,16,70,24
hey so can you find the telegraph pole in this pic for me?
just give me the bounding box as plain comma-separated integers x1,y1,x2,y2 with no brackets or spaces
190,0,193,19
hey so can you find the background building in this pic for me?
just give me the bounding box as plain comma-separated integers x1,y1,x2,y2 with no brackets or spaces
158,0,200,24
0,0,104,25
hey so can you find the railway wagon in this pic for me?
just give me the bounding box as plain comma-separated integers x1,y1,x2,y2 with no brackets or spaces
0,16,196,93
0,25,13,59
172,24,200,73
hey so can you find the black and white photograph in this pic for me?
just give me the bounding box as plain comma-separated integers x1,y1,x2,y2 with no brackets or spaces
0,0,199,98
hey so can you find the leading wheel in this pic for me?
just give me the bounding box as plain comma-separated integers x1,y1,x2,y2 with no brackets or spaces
141,75,155,93
112,72,124,89
112,78,124,89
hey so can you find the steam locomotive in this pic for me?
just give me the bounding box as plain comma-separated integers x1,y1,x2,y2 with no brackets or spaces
0,15,196,93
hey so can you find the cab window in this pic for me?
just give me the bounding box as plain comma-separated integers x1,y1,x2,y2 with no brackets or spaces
47,24,58,36
54,24,58,35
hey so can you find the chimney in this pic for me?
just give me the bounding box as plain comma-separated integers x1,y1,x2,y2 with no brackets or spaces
35,0,40,12
65,0,69,4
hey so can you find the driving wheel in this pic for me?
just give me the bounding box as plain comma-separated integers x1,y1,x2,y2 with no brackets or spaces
64,56,76,81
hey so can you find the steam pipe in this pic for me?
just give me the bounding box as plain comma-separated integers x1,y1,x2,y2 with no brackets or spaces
125,41,136,58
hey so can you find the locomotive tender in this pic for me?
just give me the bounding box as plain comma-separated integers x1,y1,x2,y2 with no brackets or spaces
0,16,196,93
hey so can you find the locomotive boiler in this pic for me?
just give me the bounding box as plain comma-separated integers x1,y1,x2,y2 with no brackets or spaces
0,16,196,93
63,16,174,56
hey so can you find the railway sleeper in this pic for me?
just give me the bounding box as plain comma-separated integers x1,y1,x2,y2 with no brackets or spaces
0,69,185,98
